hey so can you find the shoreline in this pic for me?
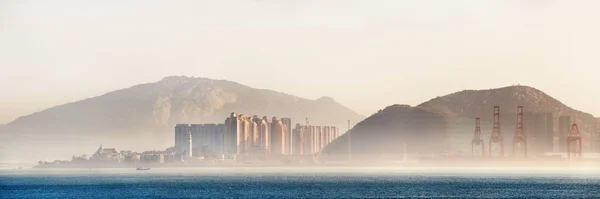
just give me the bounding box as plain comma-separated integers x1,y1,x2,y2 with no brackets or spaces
31,158,600,169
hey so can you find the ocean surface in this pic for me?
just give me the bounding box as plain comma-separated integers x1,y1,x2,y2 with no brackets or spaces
2,167,600,198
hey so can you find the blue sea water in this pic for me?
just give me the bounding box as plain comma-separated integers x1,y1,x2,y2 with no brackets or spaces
2,168,600,198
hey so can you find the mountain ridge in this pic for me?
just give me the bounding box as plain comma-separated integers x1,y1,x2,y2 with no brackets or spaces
1,76,364,161
417,85,595,131
7,76,362,129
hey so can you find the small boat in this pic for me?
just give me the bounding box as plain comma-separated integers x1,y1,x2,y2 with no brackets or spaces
136,167,151,171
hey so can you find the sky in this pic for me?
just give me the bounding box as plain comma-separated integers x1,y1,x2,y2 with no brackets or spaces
1,0,599,124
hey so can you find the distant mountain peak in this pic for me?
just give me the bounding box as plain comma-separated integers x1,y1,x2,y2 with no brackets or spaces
316,96,336,102
384,104,412,109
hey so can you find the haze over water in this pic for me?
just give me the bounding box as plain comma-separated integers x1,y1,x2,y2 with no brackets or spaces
3,167,600,198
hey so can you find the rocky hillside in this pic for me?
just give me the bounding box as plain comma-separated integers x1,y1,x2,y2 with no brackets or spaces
1,76,363,161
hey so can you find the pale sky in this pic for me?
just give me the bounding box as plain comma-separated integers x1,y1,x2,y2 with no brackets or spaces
1,0,599,124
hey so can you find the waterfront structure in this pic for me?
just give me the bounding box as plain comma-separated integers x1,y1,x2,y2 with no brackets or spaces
122,153,141,164
558,116,572,152
90,145,121,162
140,153,165,164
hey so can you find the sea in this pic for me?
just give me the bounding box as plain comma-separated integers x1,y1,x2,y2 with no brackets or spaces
2,167,600,198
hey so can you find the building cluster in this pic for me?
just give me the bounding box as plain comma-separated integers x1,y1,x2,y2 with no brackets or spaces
87,145,179,164
36,145,180,166
175,124,224,158
174,112,340,161
292,124,340,155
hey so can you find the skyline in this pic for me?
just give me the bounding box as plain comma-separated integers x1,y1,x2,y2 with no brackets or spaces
2,0,600,123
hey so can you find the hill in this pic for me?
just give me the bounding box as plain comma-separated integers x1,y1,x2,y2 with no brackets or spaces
322,104,450,159
323,85,597,158
417,85,596,146
1,76,364,161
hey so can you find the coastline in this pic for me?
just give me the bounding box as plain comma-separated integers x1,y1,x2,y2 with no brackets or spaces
32,158,600,169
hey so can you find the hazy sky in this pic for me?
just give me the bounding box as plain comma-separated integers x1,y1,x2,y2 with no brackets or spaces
1,0,599,124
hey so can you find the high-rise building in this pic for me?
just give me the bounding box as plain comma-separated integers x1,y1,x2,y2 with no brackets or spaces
257,116,270,154
250,116,260,150
328,126,339,149
242,118,253,154
270,117,288,155
174,124,191,155
189,124,225,157
281,118,292,154
186,130,193,159
316,126,323,152
312,126,318,153
323,126,331,150
558,116,572,153
292,124,338,155
225,113,275,157
224,113,241,156
301,125,314,155
222,113,337,157
333,127,339,141
292,123,303,155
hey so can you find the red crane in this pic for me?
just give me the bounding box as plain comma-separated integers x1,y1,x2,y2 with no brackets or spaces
567,124,583,160
513,106,527,157
472,117,484,157
489,106,504,157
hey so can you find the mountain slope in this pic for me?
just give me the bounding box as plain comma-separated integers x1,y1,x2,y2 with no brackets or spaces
323,85,597,158
1,76,364,161
322,104,450,159
417,85,596,139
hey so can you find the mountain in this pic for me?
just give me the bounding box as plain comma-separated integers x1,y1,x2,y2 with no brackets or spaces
322,104,450,159
323,85,597,158
1,76,364,161
417,85,596,137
